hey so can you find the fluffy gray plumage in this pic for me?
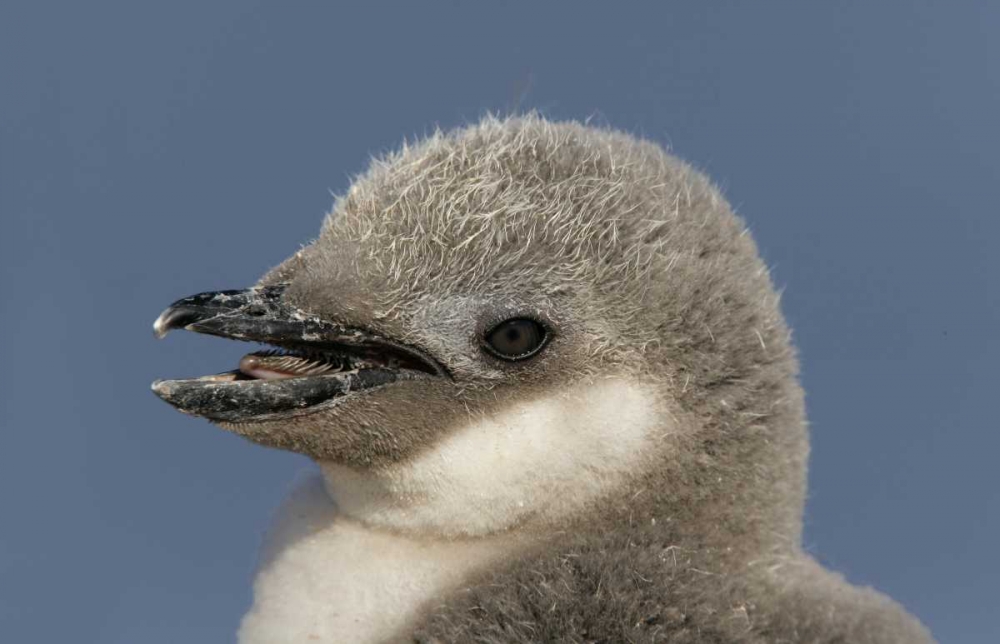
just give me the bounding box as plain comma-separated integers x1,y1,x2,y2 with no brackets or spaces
192,114,933,642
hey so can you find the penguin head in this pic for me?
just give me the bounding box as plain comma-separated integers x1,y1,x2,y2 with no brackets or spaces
154,116,804,537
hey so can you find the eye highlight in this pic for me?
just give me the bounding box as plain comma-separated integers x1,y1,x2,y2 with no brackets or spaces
483,318,548,361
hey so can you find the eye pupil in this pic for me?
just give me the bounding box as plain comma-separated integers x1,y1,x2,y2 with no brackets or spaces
485,318,547,361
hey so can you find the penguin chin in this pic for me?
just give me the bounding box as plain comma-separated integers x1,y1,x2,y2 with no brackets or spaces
150,284,446,424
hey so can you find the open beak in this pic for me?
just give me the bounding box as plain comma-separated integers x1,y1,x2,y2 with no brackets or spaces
151,285,445,423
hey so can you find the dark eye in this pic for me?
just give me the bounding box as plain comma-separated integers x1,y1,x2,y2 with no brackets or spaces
484,318,548,361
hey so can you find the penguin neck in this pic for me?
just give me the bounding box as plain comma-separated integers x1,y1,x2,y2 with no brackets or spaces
316,373,806,553
318,377,667,539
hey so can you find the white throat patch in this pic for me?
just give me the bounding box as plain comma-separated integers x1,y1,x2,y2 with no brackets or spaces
322,377,666,536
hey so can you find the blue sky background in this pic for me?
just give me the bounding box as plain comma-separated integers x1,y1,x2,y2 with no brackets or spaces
2,2,997,642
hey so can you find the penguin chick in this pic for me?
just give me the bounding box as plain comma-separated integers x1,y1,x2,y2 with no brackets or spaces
152,115,934,643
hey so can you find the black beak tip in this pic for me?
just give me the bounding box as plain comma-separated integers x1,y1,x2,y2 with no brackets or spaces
153,305,201,339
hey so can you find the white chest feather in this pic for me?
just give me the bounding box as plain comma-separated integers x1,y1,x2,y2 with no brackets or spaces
238,473,508,644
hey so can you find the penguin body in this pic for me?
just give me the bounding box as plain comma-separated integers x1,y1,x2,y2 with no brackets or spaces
153,115,933,643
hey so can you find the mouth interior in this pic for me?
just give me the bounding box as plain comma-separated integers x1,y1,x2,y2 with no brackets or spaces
230,343,440,382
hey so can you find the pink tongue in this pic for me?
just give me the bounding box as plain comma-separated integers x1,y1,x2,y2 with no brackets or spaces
238,355,299,380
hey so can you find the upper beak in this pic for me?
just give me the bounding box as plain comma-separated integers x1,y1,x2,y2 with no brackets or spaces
155,284,366,346
153,284,445,374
